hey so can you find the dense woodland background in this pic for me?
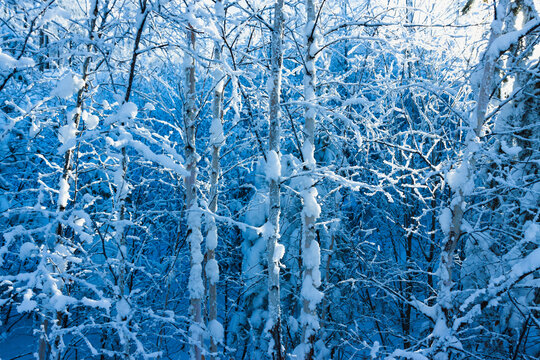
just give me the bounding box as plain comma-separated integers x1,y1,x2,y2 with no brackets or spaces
0,0,539,359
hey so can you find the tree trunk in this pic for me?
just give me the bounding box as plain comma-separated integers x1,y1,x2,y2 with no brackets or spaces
432,1,511,358
39,2,100,359
299,0,323,359
184,23,204,360
205,1,225,357
266,1,285,358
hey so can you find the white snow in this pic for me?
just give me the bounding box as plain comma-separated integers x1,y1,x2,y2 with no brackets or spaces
117,102,138,122
58,114,78,146
0,50,16,69
387,349,428,360
19,242,37,260
209,117,225,146
523,221,539,243
370,341,380,359
206,228,218,250
446,162,470,193
116,297,130,320
265,150,281,181
58,177,70,208
500,140,521,156
189,263,204,298
206,258,219,284
208,319,224,344
300,275,323,310
439,207,452,236
51,293,76,311
302,141,316,169
82,111,99,130
273,243,285,262
143,102,155,111
52,73,85,99
301,187,321,219
303,241,321,272
82,297,111,311
0,50,34,70
16,289,37,313
42,6,71,25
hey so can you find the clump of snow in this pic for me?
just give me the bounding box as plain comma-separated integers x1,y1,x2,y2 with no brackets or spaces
58,113,78,146
301,275,323,310
16,57,35,68
143,102,155,111
523,221,539,243
82,111,99,130
42,6,71,26
19,242,38,260
206,227,218,250
0,50,16,69
500,140,521,157
17,289,37,313
446,162,474,195
265,150,281,181
206,258,219,284
370,341,380,359
0,49,34,70
116,298,130,320
58,177,70,208
52,73,85,99
82,297,111,311
439,207,452,236
208,319,224,344
51,293,76,311
273,243,285,262
117,102,138,122
387,349,428,360
301,187,321,219
302,141,316,169
209,117,225,146
289,315,299,333
189,263,204,298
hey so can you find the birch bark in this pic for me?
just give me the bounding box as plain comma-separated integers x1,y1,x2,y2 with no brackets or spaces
266,1,285,358
205,1,225,357
298,1,323,359
184,23,204,360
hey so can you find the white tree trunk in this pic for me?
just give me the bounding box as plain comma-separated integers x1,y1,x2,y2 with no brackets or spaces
184,24,204,360
266,0,285,358
205,1,225,357
298,1,323,359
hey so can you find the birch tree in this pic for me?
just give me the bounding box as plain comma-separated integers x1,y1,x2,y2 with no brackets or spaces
297,0,323,359
265,0,285,358
183,12,204,360
431,1,523,358
205,0,226,357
